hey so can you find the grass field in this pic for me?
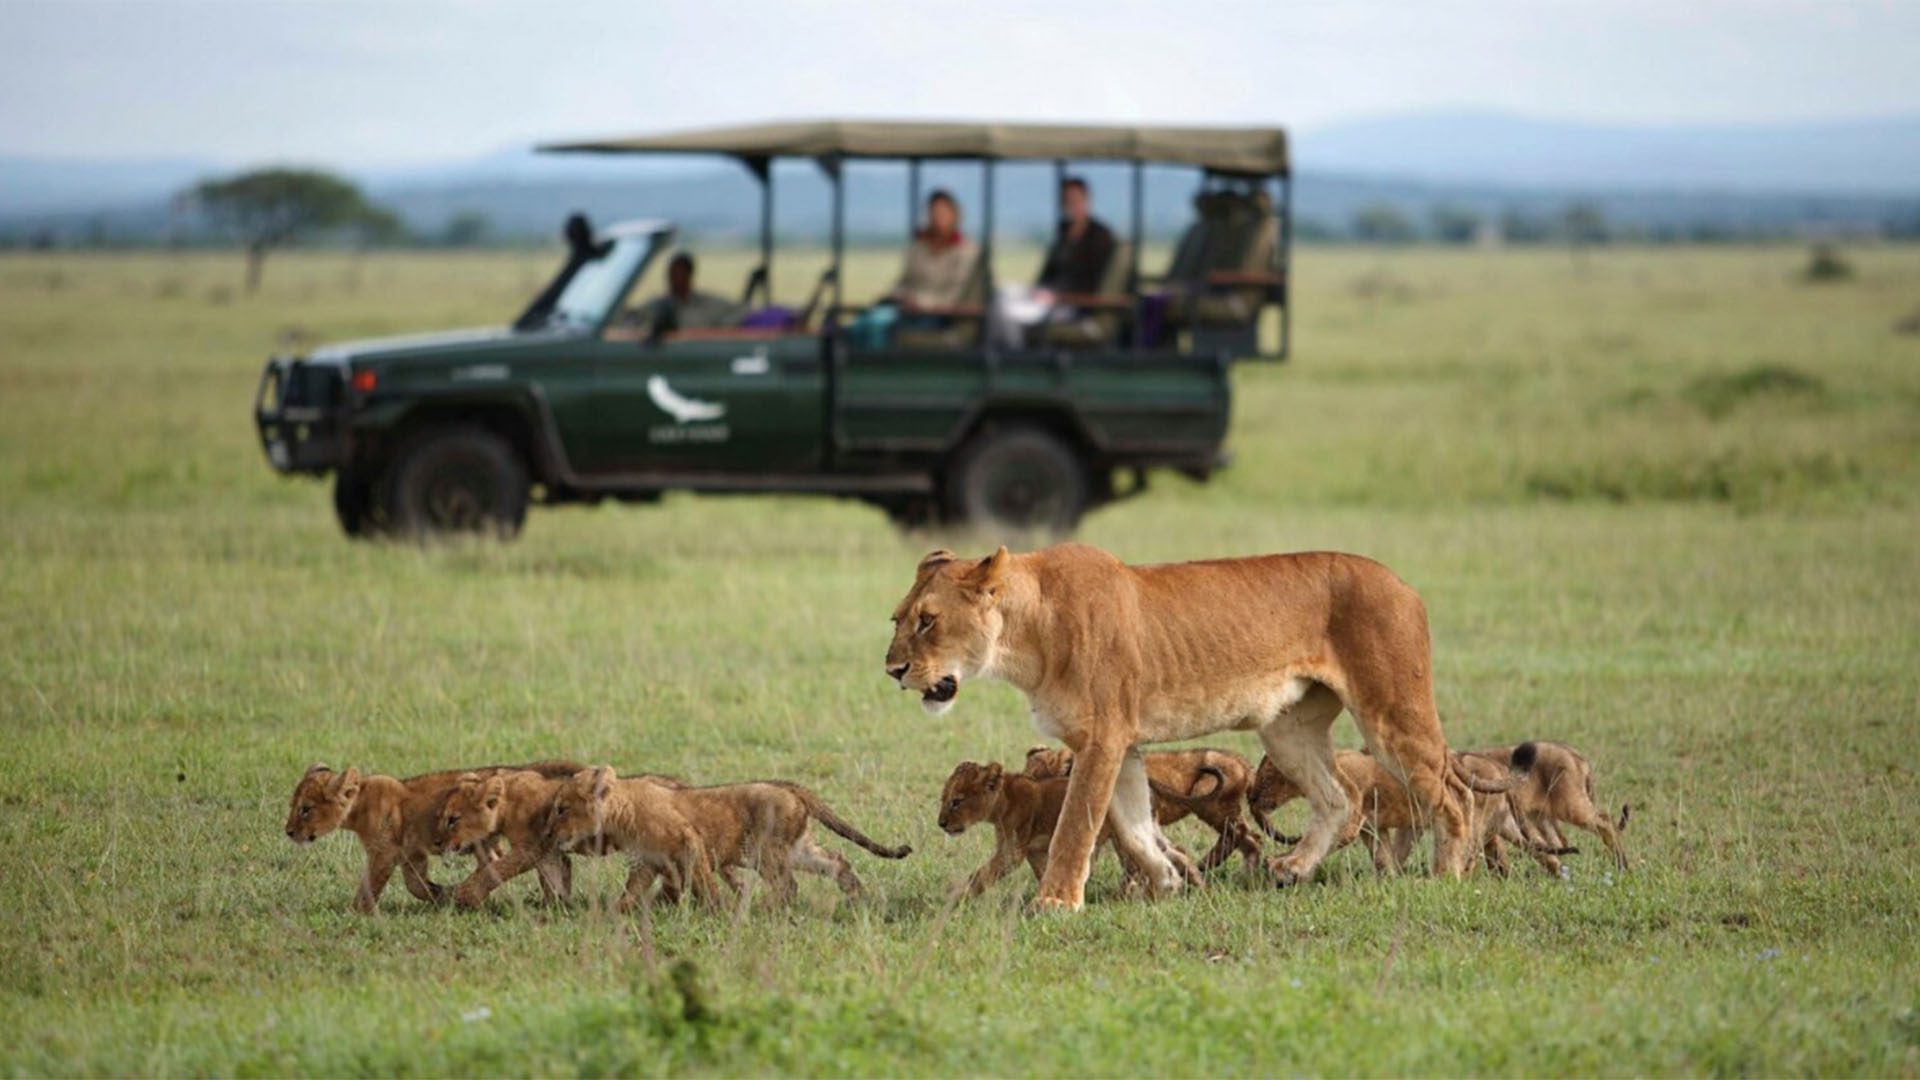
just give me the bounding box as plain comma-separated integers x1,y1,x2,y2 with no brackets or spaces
2,243,1918,1076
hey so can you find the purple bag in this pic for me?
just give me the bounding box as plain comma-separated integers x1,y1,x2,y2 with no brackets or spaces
739,305,799,330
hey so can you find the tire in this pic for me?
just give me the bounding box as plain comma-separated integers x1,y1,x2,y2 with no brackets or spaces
331,468,380,538
944,424,1088,535
382,426,529,540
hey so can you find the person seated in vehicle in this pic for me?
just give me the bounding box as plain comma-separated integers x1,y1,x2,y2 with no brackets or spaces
888,189,979,310
990,176,1120,348
627,252,742,336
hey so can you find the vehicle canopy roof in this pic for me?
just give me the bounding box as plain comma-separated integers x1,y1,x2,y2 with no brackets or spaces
543,119,1287,177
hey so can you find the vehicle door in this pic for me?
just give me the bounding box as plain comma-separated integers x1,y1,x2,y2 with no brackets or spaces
590,332,825,474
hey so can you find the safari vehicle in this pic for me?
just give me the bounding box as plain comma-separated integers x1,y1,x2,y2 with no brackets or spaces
254,120,1291,538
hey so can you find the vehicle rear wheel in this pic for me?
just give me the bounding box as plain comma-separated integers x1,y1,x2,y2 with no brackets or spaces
383,427,529,540
331,468,381,538
944,425,1088,535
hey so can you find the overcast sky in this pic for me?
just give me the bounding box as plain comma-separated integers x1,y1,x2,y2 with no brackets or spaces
3,0,1917,166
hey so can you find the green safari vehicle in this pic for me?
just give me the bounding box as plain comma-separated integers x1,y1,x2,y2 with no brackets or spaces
254,120,1291,538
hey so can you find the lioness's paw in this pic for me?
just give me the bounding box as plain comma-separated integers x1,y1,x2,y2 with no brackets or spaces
1028,893,1083,916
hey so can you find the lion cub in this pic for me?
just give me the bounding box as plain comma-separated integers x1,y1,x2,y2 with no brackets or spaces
1248,746,1536,875
283,761,575,912
938,760,1206,899
1466,741,1629,875
544,766,912,912
1023,745,1278,875
434,768,680,909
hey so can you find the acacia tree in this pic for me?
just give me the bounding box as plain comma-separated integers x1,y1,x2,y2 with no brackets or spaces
185,168,394,291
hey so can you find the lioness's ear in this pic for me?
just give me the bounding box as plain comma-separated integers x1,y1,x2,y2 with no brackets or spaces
917,549,957,575
970,546,1010,599
591,766,615,802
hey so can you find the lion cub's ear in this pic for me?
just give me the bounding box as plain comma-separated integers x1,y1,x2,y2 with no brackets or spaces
331,766,362,803
983,762,1004,790
969,546,1010,599
917,549,957,575
303,762,331,780
590,766,616,802
481,775,507,811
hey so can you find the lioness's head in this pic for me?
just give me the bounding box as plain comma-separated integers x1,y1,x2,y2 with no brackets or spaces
435,773,506,856
886,547,1011,716
938,761,1005,834
1023,745,1073,779
1246,756,1304,818
285,764,361,844
544,766,613,852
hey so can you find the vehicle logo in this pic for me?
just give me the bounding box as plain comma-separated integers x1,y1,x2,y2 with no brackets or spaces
646,376,726,424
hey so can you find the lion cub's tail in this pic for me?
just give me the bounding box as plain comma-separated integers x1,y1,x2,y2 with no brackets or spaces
775,783,913,859
1147,765,1230,806
1454,741,1538,794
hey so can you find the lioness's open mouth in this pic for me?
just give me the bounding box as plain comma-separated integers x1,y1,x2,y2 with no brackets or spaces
923,676,958,704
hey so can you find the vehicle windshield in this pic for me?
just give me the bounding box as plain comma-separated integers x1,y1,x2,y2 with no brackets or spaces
544,233,661,330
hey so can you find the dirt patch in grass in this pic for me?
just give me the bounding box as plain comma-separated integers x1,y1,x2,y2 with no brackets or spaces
1524,449,1860,507
1682,364,1827,419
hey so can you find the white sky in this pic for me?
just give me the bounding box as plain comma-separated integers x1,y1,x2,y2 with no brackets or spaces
3,0,1917,165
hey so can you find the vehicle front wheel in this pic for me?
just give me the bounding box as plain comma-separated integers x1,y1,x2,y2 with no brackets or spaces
331,468,383,538
944,425,1088,536
382,427,529,540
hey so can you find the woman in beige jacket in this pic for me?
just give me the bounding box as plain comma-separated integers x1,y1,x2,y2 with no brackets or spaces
890,189,979,309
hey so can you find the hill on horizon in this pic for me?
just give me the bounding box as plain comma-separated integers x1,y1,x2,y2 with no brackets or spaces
4,110,1918,243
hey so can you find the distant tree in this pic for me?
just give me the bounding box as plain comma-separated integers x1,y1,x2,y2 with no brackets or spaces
441,211,493,248
1428,204,1483,245
1351,203,1416,244
1561,202,1610,246
184,168,394,291
1499,208,1552,244
1291,216,1340,242
353,206,407,248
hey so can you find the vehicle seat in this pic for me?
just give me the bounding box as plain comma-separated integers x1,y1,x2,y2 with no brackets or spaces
1036,242,1133,349
894,254,989,349
1151,191,1280,347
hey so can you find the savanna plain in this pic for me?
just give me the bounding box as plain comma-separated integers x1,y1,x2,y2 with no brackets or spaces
1,243,1917,1076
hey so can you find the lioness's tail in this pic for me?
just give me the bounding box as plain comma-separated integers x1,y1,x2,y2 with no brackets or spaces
776,783,912,859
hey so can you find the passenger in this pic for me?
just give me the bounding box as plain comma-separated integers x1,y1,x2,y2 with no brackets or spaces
629,252,742,335
888,189,979,309
1037,176,1117,296
991,175,1117,348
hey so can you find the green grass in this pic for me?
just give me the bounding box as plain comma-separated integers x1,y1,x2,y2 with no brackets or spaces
2,244,1918,1076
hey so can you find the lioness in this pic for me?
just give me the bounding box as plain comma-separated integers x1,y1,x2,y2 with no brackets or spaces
283,761,577,912
545,767,912,911
938,760,1207,898
887,543,1472,910
435,768,684,909
1467,741,1629,874
1248,745,1537,875
1023,745,1279,875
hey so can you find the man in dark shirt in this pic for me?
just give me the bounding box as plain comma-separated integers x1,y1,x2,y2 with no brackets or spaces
991,176,1120,347
1036,176,1116,296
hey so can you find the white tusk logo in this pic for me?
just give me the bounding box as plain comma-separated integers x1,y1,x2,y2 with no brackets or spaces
646,376,725,424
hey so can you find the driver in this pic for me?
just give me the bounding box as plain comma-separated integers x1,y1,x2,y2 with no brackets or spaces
629,252,742,334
